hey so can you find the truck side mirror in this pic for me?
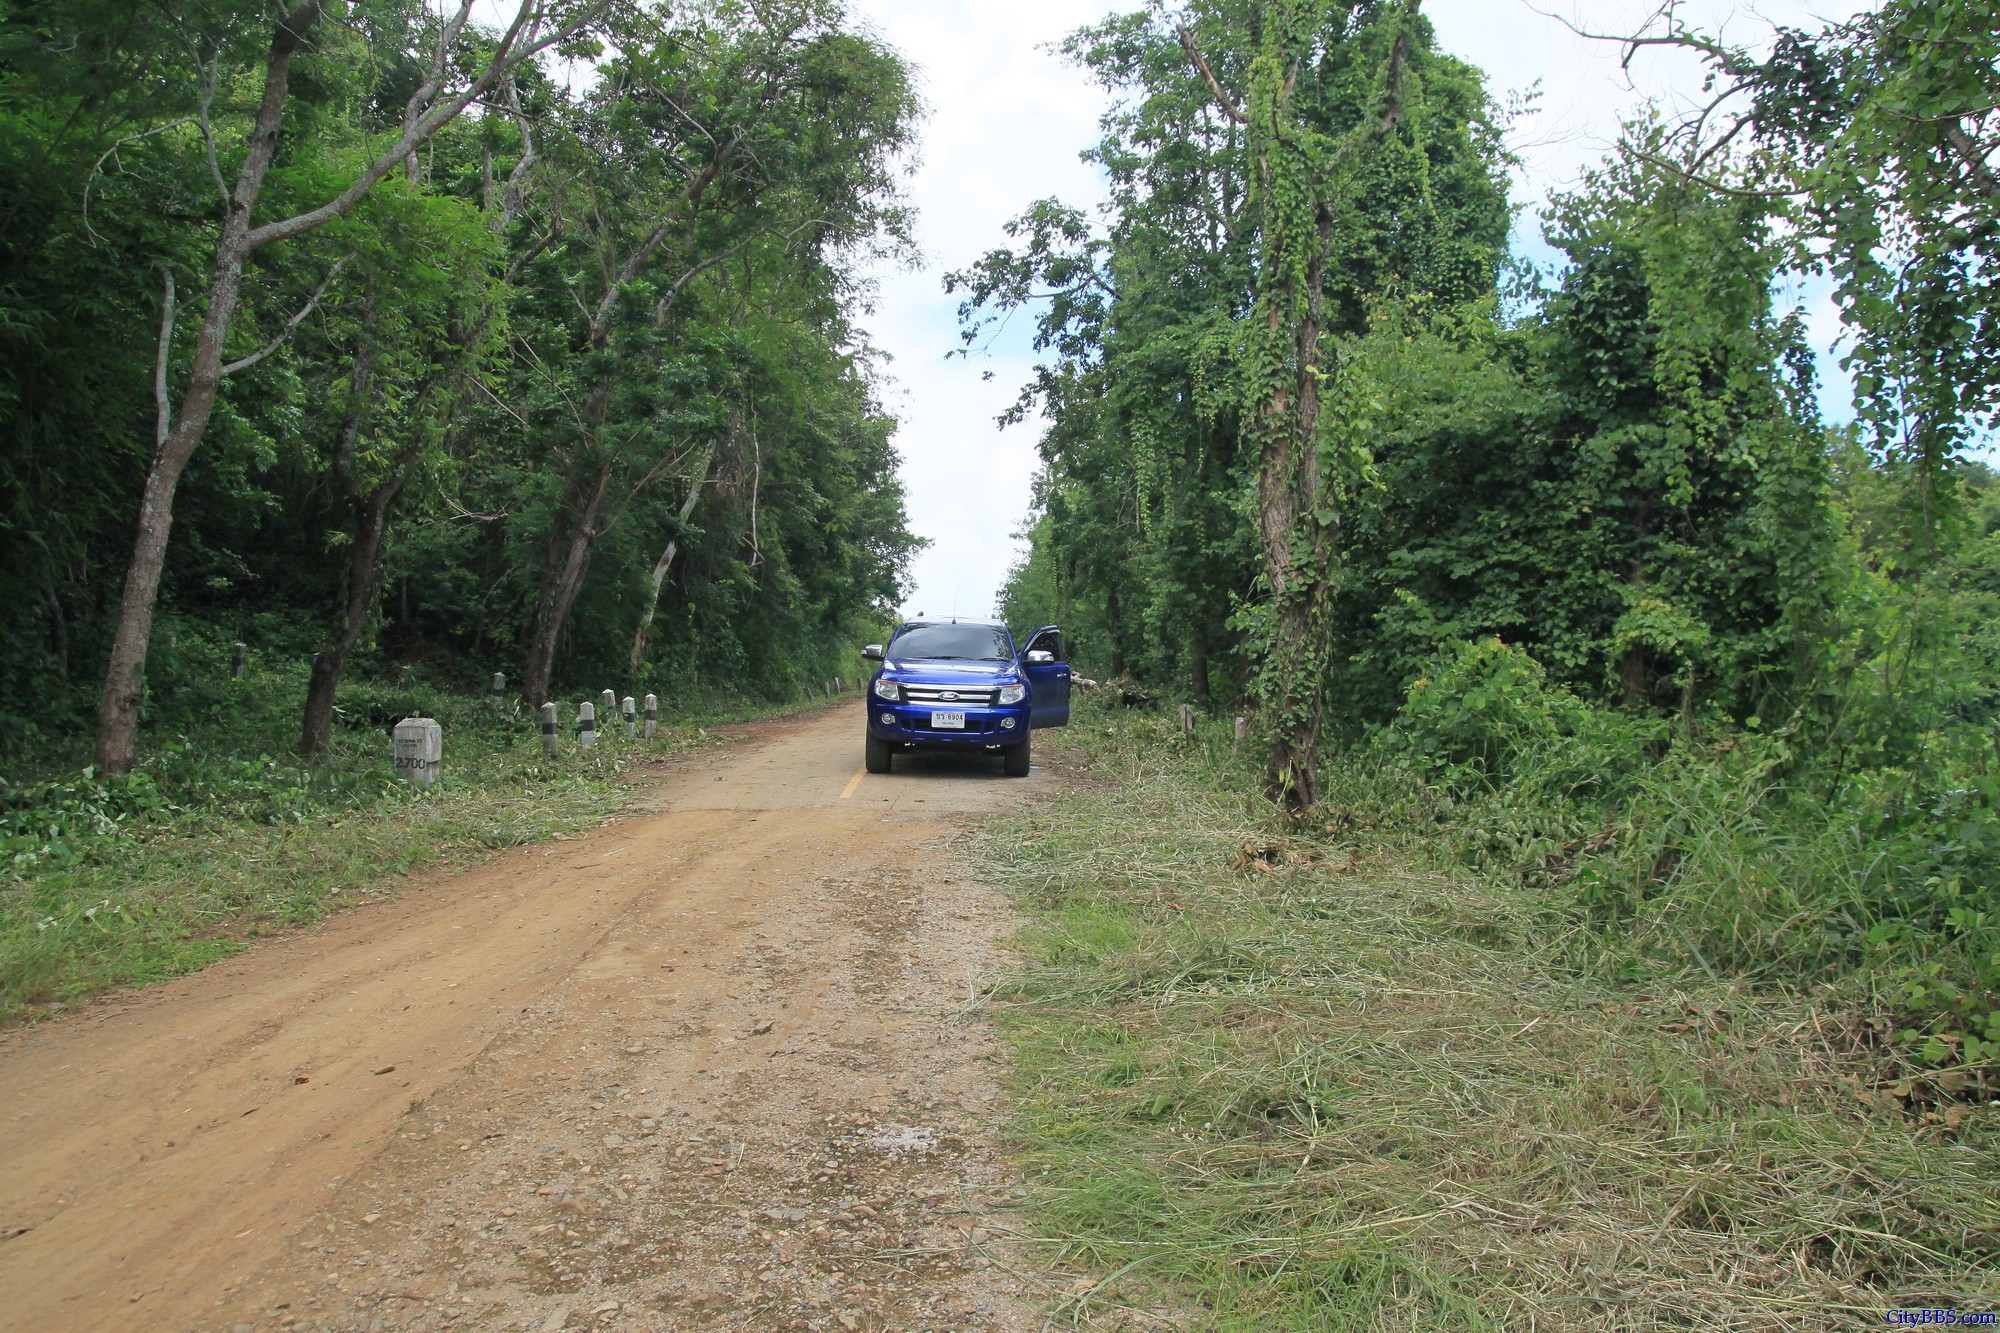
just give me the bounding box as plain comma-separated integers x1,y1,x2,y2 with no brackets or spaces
861,644,884,660
1026,650,1054,664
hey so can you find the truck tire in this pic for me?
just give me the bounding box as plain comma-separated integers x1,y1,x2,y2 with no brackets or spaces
865,734,893,774
1003,735,1031,777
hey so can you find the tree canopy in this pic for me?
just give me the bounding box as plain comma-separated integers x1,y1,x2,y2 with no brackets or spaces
0,0,922,765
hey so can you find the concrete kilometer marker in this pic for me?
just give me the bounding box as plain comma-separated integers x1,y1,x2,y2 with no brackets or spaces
600,688,617,717
577,701,597,750
622,696,637,739
541,703,560,758
392,717,442,787
643,694,658,739
491,672,506,705
231,642,247,678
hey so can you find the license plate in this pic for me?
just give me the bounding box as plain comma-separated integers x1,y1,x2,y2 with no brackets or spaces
930,711,966,729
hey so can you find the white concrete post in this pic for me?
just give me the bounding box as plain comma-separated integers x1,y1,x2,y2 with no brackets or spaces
490,672,506,705
1179,703,1195,736
834,676,841,692
231,642,247,678
1233,716,1247,751
397,665,413,690
643,694,658,739
622,696,636,738
577,701,597,750
541,702,560,758
392,717,442,787
600,688,617,716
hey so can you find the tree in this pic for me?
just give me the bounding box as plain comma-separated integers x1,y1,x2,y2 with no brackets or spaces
296,170,506,757
955,0,1509,804
92,0,601,773
508,0,916,707
1565,0,2000,549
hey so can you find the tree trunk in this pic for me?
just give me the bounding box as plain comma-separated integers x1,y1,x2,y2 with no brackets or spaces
300,482,401,757
42,582,68,681
1253,209,1334,810
522,455,615,707
92,0,586,773
1104,581,1125,678
628,439,714,680
94,8,327,772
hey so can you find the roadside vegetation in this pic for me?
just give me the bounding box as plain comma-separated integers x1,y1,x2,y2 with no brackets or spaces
0,636,845,1023
987,698,2000,1327
0,1,916,1016
971,1,2000,1077
1,0,920,777
965,11,2000,1313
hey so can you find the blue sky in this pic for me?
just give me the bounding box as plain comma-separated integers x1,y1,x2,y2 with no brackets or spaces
841,0,1875,620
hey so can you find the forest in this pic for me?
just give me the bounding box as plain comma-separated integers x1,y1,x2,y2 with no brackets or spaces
964,0,2000,1071
0,0,919,770
0,0,927,1010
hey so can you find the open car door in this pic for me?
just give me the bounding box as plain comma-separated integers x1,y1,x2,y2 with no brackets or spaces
1022,625,1070,728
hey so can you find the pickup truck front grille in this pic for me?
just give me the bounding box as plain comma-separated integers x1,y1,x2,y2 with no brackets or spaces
902,684,1000,707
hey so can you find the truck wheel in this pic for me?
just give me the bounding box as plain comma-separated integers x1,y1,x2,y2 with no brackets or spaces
865,734,893,774
1003,735,1031,777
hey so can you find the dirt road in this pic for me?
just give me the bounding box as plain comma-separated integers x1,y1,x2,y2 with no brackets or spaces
0,707,1053,1333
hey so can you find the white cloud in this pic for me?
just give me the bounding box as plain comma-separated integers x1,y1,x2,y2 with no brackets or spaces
847,0,1872,622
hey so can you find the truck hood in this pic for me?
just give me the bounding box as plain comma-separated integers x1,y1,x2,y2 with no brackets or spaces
883,658,1016,683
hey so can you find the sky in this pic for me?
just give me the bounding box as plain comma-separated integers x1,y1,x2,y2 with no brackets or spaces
838,0,1872,623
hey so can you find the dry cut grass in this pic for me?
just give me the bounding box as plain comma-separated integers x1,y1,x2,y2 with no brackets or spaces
983,712,2000,1331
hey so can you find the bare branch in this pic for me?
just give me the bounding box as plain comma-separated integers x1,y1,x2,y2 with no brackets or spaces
650,218,828,326
510,333,586,431
82,117,195,245
403,0,479,182
1520,0,1732,76
590,139,741,340
154,266,176,447
1176,24,1247,126
1943,120,2000,202
503,217,564,284
219,254,352,377
469,373,530,430
495,75,539,231
1684,109,1755,177
199,50,228,208
246,0,610,251
1629,148,1806,199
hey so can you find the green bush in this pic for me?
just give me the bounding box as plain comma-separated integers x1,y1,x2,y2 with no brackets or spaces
1389,637,1663,795
1364,636,2000,1069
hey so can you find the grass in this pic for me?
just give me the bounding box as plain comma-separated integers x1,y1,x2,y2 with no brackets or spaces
983,699,2000,1330
0,652,851,1023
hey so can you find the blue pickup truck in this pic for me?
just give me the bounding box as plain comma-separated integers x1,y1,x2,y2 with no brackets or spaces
861,618,1070,776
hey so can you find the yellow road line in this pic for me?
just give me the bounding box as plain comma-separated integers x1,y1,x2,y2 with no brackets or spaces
839,767,866,800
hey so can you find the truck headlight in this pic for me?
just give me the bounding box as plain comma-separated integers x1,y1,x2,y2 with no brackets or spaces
872,677,901,702
997,683,1026,705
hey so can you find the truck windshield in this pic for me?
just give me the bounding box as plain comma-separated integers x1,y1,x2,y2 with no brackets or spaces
890,624,1013,661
